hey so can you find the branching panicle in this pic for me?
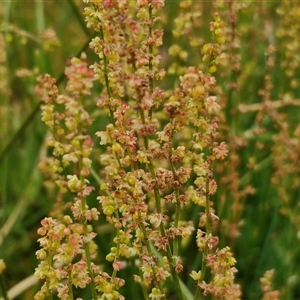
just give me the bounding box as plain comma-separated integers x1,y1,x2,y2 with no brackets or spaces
35,1,240,299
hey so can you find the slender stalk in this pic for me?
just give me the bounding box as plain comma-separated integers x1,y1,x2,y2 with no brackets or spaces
111,226,121,280
139,268,150,300
79,148,98,299
148,3,154,119
46,280,53,300
173,188,181,256
0,274,8,300
140,3,185,295
163,233,185,300
205,176,212,234
68,269,74,299
99,181,122,283
142,135,185,300
98,26,116,127
138,216,165,296
193,163,213,300
82,201,98,300
193,285,201,300
76,112,97,298
168,124,181,256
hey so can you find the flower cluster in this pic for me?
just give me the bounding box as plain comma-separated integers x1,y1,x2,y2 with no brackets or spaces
35,1,240,299
202,12,226,74
260,269,280,300
276,1,300,89
34,217,94,300
35,55,104,300
198,247,241,299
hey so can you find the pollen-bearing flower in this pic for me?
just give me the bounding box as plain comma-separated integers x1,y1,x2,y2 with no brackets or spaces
35,1,240,299
191,247,241,300
213,141,228,160
36,53,100,299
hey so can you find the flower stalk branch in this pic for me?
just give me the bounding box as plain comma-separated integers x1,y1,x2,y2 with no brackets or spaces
34,2,240,299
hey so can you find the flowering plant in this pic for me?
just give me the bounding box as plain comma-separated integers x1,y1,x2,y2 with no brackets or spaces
34,1,240,299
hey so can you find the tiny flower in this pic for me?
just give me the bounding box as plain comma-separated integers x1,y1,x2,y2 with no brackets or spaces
205,96,221,114
190,270,202,281
83,232,97,243
37,226,47,236
213,142,228,160
152,0,164,8
57,284,69,299
113,260,124,271
0,259,6,274
209,179,218,195
149,287,164,299
96,130,109,145
62,153,79,166
137,8,148,21
67,175,82,192
85,207,100,221
149,213,163,228
35,249,47,260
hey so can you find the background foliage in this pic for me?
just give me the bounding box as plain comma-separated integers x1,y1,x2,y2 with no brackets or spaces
0,1,299,299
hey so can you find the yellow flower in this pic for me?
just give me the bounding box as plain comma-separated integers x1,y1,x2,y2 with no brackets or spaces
0,259,6,274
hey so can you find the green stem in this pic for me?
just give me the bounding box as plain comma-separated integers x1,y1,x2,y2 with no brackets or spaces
167,125,181,256
205,176,212,234
144,142,185,299
193,285,201,300
78,136,98,299
194,168,213,300
144,124,185,300
140,109,149,150
139,64,185,300
148,3,154,119
147,163,162,212
90,167,104,186
46,279,53,300
139,269,150,300
204,44,216,76
111,228,121,280
138,216,165,295
68,269,74,299
80,196,98,299
45,251,54,300
163,238,185,300
173,188,181,256
98,26,116,127
0,273,9,300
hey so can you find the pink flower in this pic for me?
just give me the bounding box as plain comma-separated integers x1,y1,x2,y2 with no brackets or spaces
113,260,124,271
205,96,221,114
213,142,228,160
